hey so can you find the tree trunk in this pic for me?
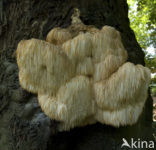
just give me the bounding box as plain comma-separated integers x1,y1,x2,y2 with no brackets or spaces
0,0,154,150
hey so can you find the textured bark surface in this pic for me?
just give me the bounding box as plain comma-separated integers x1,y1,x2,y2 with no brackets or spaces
0,0,154,150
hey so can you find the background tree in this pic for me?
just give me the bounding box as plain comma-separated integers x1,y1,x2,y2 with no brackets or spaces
128,0,156,96
127,0,156,49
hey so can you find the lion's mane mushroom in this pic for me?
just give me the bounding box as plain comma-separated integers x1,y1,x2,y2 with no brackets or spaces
16,8,151,131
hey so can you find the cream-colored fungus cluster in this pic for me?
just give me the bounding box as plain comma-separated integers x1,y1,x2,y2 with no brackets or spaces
16,9,151,131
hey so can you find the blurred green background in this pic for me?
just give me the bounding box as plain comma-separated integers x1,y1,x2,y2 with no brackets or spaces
128,0,156,96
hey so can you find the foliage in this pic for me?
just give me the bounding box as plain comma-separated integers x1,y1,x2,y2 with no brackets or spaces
128,0,156,95
127,0,156,49
151,86,156,96
128,0,156,72
151,75,156,84
145,54,156,73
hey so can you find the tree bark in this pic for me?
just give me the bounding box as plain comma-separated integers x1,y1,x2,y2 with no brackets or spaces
0,0,154,150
